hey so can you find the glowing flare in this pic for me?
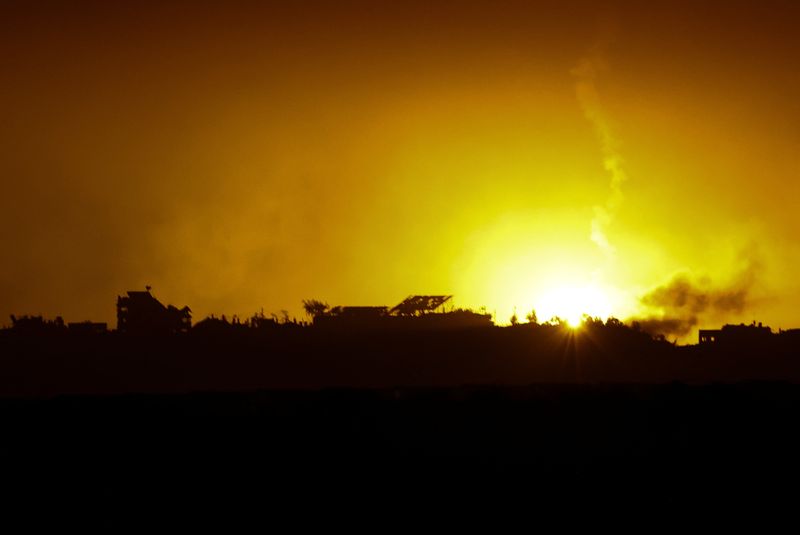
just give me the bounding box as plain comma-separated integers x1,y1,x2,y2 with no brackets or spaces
536,284,613,327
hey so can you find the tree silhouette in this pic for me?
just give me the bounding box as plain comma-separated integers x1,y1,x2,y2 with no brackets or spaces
302,299,330,320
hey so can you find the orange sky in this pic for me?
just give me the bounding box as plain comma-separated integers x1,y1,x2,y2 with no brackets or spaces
2,1,800,340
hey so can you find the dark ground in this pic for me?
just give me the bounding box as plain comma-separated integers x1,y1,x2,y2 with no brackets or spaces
3,323,800,396
3,383,800,513
2,325,800,518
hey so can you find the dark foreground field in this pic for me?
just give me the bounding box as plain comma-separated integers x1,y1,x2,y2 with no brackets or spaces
3,382,800,513
3,326,800,517
4,323,800,396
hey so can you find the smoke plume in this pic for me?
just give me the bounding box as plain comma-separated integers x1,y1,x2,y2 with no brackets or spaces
572,53,628,256
633,252,760,339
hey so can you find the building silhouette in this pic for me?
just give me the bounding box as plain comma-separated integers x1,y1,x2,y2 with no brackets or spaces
116,289,191,334
699,322,772,345
313,295,492,330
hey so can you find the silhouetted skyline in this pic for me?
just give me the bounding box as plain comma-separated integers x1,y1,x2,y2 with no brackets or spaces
3,1,800,336
5,287,793,344
6,2,800,507
5,286,800,398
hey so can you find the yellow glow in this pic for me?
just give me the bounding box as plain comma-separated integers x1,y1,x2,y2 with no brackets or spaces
4,4,792,343
536,283,614,326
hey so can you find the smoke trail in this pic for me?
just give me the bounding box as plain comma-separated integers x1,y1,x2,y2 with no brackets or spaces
572,54,628,256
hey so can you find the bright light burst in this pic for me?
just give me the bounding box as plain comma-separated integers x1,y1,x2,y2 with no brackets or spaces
536,283,614,327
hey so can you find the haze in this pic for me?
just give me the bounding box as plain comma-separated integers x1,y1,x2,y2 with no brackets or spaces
2,0,799,340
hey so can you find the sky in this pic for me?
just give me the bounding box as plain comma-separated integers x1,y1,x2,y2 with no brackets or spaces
2,0,800,340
